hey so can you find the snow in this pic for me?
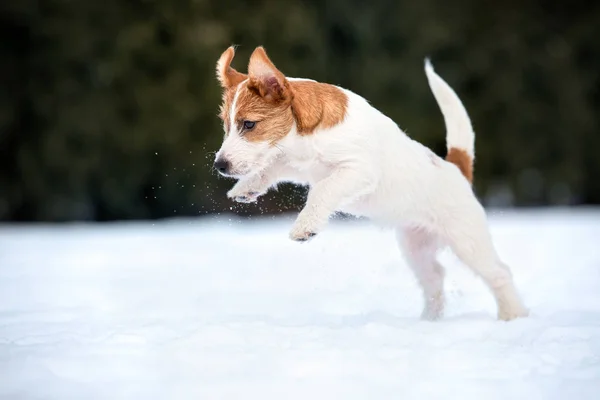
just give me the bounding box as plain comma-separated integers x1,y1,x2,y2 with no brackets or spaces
1,208,599,399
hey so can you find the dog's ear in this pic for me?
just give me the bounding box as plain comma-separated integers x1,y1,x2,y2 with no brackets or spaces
247,46,290,102
216,46,248,89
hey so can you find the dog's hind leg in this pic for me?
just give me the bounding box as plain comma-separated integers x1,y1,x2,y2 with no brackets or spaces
442,207,529,321
396,226,446,321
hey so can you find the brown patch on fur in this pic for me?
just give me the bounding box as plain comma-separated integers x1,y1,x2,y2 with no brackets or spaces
216,46,348,142
289,80,348,134
446,147,473,184
216,47,248,132
211,46,294,143
216,46,247,89
234,85,295,143
247,47,291,104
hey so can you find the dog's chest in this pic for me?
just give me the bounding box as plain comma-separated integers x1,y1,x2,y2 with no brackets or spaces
285,155,332,185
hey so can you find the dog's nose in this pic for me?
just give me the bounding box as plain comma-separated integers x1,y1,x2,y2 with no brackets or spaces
213,158,230,174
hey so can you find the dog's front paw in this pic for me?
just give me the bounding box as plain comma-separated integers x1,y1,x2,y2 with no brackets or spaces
497,306,530,321
228,190,260,203
289,229,317,242
227,186,263,203
288,214,324,243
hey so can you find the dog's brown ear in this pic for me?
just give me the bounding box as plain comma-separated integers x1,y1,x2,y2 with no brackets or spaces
247,46,289,102
216,46,248,89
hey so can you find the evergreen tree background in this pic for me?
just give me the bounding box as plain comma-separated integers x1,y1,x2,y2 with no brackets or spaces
1,0,598,222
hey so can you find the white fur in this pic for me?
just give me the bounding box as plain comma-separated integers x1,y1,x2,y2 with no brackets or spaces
215,64,529,321
424,59,475,158
229,81,244,130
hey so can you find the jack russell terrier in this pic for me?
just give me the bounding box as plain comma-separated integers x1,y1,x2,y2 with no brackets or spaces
212,46,529,321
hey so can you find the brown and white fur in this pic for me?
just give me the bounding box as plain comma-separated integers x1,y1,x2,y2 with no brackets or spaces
213,46,529,321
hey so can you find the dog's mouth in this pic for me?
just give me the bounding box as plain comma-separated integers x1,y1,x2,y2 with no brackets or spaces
217,163,254,179
215,151,278,180
215,167,244,179
218,170,246,179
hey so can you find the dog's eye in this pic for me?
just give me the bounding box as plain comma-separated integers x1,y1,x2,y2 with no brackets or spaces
242,121,256,131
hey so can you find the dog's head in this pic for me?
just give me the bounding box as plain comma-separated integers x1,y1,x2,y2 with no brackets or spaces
213,46,295,178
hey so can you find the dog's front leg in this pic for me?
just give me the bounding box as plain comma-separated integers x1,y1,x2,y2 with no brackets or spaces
289,166,376,242
227,170,278,204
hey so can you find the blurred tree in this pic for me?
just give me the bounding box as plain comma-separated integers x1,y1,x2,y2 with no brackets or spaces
0,0,598,222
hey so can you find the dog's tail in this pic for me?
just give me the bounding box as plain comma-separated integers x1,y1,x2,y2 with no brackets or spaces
424,59,474,184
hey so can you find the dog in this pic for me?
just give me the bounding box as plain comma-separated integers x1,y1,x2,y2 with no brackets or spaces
212,46,529,321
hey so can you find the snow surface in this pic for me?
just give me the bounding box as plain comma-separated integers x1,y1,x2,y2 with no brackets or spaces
1,208,600,399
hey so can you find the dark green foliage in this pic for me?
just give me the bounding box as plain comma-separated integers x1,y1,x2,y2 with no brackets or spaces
1,0,599,221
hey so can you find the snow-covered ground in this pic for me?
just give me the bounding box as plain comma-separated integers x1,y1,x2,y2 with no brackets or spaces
1,208,599,399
